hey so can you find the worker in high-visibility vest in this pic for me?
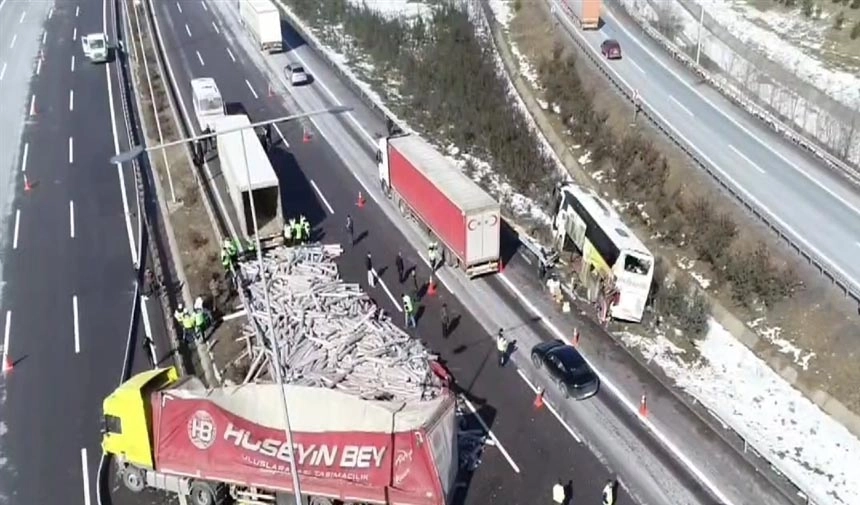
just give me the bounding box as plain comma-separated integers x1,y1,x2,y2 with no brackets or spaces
287,218,297,245
401,293,416,328
602,479,617,505
181,311,196,342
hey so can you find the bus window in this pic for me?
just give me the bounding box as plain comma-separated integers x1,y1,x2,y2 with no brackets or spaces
198,96,223,115
623,254,651,275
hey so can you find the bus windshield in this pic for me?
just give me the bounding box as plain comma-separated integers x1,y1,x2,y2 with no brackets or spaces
623,254,651,276
90,39,105,49
199,97,223,114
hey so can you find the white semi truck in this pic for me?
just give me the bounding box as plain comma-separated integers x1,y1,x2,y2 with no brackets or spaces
238,0,283,53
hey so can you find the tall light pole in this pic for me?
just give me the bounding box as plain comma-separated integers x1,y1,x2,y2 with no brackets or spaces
112,105,351,505
695,3,705,67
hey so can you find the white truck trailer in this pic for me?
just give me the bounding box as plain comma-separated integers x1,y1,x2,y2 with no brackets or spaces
238,0,283,53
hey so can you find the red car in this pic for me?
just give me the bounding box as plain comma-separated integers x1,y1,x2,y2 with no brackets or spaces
601,39,622,60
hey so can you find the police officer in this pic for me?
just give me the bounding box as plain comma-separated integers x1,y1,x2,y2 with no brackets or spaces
173,303,187,327
496,328,509,367
602,479,617,505
300,216,311,243
401,293,416,328
345,214,354,246
366,253,375,287
395,251,405,283
181,310,196,342
287,217,298,245
283,221,293,245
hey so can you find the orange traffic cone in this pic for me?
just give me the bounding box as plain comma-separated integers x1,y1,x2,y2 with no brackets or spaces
356,191,366,208
573,328,580,346
639,394,648,417
499,260,505,273
3,355,14,375
302,128,312,144
24,174,33,192
427,275,437,296
533,388,545,410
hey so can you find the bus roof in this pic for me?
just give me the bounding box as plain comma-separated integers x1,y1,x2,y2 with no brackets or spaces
563,183,652,257
191,77,221,100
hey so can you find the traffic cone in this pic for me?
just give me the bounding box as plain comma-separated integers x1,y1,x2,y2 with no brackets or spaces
533,388,545,410
24,174,33,192
302,128,312,144
356,191,366,208
427,275,437,296
499,260,504,273
573,328,580,346
639,394,648,417
2,355,13,375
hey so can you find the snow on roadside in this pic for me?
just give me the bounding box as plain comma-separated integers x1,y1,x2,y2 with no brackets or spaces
622,320,860,505
346,0,432,20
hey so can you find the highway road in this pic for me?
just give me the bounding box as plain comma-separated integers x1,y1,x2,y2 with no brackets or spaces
148,1,642,504
0,0,169,504
551,0,860,299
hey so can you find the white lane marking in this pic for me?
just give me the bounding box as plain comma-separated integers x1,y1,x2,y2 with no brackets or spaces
498,272,737,505
273,124,290,148
73,295,80,353
28,95,36,116
175,1,182,13
211,21,219,34
35,57,42,75
41,30,46,45
19,10,25,23
729,144,766,175
75,5,80,17
80,448,91,505
226,47,236,62
603,8,860,222
372,270,402,312
103,0,138,266
184,23,191,38
72,27,77,41
0,0,7,14
0,62,6,80
669,95,693,117
20,142,28,172
2,311,10,369
9,34,17,48
69,89,74,111
201,0,208,11
70,200,75,238
12,210,20,250
195,50,204,66
517,369,582,443
71,55,75,72
309,180,334,214
222,310,247,321
245,79,258,99
48,5,53,18
462,396,520,473
629,60,646,74
69,137,74,164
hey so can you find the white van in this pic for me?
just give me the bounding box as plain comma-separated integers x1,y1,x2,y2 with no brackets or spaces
81,33,109,63
191,78,226,132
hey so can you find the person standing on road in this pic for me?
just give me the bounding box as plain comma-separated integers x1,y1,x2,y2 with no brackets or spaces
602,479,617,505
411,267,419,294
345,214,354,246
366,253,376,287
552,479,566,504
395,251,405,283
441,303,450,338
496,328,509,367
401,293,416,328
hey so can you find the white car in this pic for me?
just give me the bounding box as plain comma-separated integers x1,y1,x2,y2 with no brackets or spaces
284,63,309,86
82,32,109,63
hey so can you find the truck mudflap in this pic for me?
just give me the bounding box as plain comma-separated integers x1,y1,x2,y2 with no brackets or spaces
464,260,500,278
152,392,451,505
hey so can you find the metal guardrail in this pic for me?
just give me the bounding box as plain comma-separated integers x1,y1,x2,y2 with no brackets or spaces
550,0,860,306
270,1,831,504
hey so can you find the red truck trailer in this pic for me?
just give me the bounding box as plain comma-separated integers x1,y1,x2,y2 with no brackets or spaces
377,134,500,277
103,368,459,505
560,0,601,30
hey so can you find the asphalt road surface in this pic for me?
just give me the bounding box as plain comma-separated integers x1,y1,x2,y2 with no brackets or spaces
550,0,860,298
149,1,640,504
0,0,169,504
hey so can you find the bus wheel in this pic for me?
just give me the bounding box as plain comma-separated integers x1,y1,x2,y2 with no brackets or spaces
122,467,145,493
189,481,218,505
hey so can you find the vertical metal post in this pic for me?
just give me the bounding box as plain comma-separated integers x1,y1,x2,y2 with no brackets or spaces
239,129,304,505
695,4,705,66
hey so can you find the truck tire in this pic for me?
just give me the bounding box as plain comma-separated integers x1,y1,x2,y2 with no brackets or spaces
397,197,408,218
122,467,146,493
445,247,458,267
189,481,218,505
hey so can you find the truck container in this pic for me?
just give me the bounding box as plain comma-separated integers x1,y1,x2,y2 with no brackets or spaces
239,0,283,53
102,367,458,505
560,0,601,30
214,114,283,240
377,135,500,278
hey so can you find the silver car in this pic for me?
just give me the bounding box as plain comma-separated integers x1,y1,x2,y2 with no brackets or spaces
285,63,309,86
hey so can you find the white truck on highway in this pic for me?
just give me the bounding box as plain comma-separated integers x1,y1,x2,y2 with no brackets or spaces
238,0,283,53
81,32,109,63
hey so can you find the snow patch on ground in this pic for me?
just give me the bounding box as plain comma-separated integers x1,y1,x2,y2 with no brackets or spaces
346,0,433,20
621,320,860,505
748,318,816,371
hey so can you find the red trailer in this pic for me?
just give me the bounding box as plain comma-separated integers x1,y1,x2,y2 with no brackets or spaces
377,135,500,277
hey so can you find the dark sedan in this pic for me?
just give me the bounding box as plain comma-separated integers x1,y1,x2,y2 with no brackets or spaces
531,340,600,400
601,39,622,60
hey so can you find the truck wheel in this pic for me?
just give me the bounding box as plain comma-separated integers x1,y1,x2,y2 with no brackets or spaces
397,198,408,217
189,481,218,505
558,378,569,399
445,248,457,267
122,467,145,493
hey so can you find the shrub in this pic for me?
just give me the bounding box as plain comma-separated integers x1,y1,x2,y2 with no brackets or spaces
851,0,860,8
801,0,814,15
654,276,710,337
851,20,860,38
833,10,846,29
